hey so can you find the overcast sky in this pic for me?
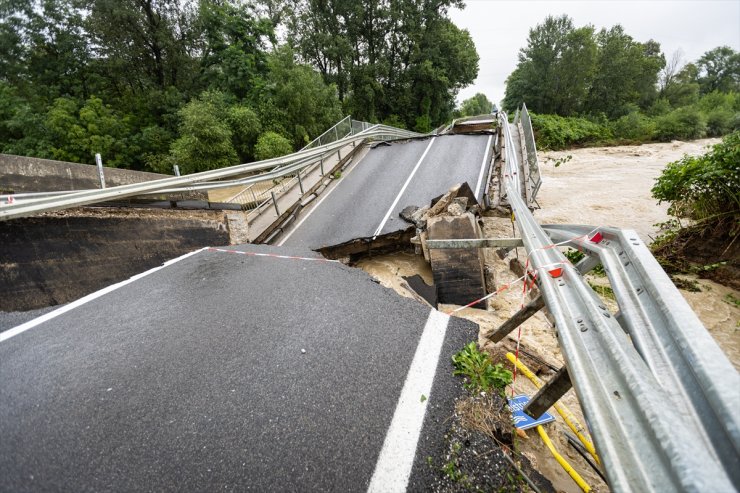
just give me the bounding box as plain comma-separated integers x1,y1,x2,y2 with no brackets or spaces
449,0,740,106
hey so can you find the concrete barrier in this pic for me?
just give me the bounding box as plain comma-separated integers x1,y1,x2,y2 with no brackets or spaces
0,154,168,193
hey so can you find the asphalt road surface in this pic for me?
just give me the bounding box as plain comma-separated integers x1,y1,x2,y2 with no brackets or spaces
0,244,476,492
279,134,492,249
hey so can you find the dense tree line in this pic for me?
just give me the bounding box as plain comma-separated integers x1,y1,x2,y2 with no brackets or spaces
504,15,740,118
0,0,479,172
504,15,739,148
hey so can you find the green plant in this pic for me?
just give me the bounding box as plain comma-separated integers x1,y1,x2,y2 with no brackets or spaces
610,111,656,140
563,248,605,275
332,170,342,179
588,282,615,300
652,131,740,221
530,113,611,149
452,342,513,394
443,460,462,482
654,106,707,141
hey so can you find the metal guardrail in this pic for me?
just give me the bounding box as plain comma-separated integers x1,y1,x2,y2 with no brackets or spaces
225,116,364,214
0,121,421,221
498,111,737,491
518,104,542,203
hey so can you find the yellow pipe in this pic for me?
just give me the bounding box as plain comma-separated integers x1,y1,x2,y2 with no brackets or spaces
505,352,600,465
537,425,592,492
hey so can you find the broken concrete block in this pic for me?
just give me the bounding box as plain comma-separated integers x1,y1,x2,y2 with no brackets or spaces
447,197,468,216
428,212,487,309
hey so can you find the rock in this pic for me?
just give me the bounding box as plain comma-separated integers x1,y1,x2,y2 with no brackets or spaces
447,197,468,216
399,205,420,223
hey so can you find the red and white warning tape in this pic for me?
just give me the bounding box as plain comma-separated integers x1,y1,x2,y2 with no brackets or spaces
443,227,604,394
207,247,339,263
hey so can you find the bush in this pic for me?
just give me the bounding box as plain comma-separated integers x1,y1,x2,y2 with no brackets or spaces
530,113,611,149
652,131,739,219
654,107,706,141
254,131,293,160
705,108,736,136
610,111,656,141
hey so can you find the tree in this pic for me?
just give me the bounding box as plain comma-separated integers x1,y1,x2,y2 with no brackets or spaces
586,26,665,118
254,131,292,160
286,0,477,129
696,46,740,94
503,16,596,116
198,1,274,100
168,91,238,174
457,93,493,117
44,96,132,167
263,46,342,148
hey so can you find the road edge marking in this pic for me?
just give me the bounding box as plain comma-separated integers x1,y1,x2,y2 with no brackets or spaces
474,134,493,200
0,247,209,343
277,155,361,246
367,308,450,493
372,137,436,238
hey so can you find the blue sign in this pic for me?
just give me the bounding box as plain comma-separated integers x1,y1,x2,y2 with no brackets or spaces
508,394,556,430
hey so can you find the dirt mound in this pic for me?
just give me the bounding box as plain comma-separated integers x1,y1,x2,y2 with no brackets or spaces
653,216,739,290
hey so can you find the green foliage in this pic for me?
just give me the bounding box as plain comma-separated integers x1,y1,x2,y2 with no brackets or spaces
652,131,740,220
530,113,611,149
452,342,513,394
288,1,478,129
227,105,262,161
168,92,238,174
456,93,493,117
504,15,597,116
696,46,740,95
654,107,707,141
264,46,343,149
504,16,663,118
254,131,293,161
563,248,605,275
45,96,131,167
610,111,656,141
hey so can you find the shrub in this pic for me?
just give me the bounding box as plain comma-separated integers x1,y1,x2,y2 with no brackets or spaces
652,131,739,219
705,108,735,136
254,131,293,160
610,111,656,141
654,107,706,141
530,113,611,149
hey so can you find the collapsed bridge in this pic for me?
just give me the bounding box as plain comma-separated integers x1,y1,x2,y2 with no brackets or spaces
0,109,738,492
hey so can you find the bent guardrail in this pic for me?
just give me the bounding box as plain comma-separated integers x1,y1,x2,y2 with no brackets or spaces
498,111,738,491
0,121,421,221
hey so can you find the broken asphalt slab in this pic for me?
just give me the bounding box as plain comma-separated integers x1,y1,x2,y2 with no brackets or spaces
0,244,477,492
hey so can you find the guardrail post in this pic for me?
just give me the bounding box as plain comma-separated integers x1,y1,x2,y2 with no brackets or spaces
173,165,180,176
488,295,544,342
95,153,106,189
523,365,572,419
297,171,304,194
320,156,325,176
271,191,280,216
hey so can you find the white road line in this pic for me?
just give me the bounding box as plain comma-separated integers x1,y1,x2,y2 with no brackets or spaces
277,159,360,246
0,247,209,343
367,308,450,493
372,137,436,239
474,134,493,200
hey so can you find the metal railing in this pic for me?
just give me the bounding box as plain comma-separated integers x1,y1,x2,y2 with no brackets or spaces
0,121,422,221
498,111,738,491
518,104,542,203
